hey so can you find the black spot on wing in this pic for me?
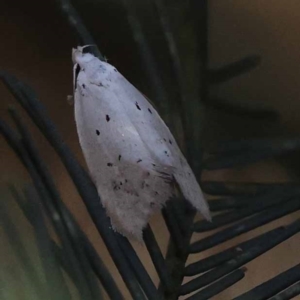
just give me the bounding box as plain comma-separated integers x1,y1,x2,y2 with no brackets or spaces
106,115,110,122
112,180,120,191
82,84,86,89
137,159,142,163
118,155,122,161
96,130,100,136
148,108,152,114
135,102,141,110
107,162,113,167
141,181,150,189
155,168,173,183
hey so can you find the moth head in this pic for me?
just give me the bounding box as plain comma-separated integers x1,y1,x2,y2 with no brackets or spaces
72,45,118,84
72,46,95,67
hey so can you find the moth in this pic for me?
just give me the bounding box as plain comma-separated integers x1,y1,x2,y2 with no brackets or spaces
72,46,211,240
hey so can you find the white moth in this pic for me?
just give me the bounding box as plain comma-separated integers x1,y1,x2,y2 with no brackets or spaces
72,46,211,240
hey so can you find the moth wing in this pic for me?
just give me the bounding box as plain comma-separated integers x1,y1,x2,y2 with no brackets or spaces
111,74,211,221
74,69,174,239
73,53,210,240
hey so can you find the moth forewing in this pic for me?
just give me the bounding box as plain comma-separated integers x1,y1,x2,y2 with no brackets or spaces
72,46,211,240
